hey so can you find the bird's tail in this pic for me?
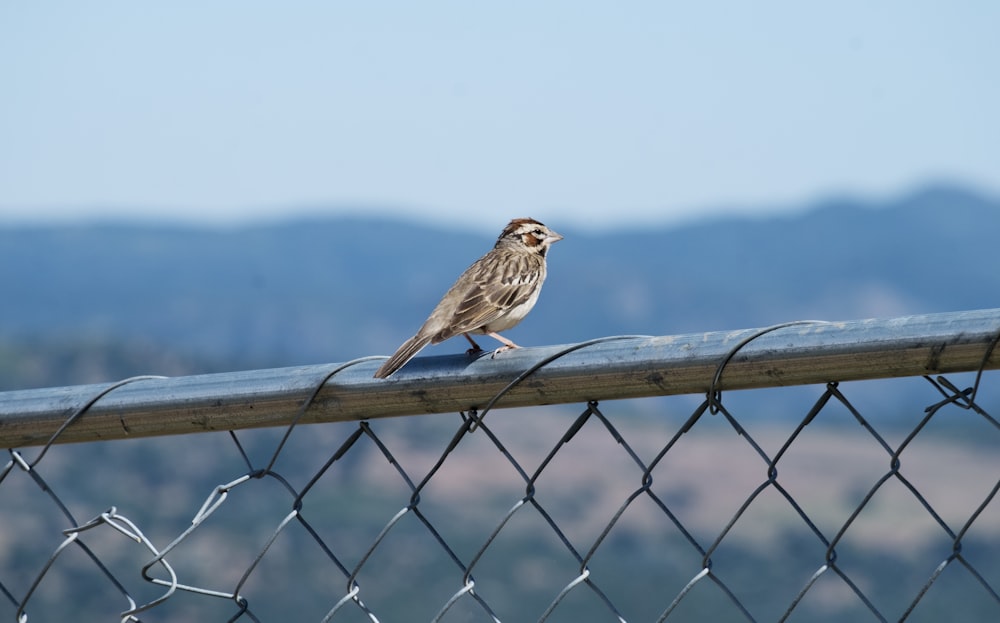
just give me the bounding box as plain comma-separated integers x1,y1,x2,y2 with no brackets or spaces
373,334,432,378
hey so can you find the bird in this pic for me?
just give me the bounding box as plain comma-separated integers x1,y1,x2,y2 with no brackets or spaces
373,217,563,378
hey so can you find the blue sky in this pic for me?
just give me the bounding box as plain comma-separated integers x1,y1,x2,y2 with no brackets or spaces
1,2,997,230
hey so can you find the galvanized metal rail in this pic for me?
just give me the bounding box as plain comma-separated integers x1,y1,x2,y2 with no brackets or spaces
1,308,998,448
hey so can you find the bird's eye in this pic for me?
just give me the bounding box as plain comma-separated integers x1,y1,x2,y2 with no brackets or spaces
533,229,543,236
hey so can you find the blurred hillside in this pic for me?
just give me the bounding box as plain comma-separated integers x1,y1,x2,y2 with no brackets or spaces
2,185,999,622
1,183,998,390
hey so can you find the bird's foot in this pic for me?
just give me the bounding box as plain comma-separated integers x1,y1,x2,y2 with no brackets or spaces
490,344,519,359
463,333,484,355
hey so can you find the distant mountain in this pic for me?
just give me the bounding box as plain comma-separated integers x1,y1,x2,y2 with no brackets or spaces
1,184,998,388
3,187,999,623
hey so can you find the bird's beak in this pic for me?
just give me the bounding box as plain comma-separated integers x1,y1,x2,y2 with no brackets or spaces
550,230,564,243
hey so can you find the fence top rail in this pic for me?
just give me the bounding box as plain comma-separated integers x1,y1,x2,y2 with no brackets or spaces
1,308,998,448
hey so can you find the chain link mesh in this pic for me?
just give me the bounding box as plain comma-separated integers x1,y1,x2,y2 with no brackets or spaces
1,333,998,622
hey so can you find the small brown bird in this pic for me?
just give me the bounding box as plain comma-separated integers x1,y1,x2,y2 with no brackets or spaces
374,217,563,378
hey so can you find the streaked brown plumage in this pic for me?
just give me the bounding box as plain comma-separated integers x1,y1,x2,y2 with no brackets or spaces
374,218,562,378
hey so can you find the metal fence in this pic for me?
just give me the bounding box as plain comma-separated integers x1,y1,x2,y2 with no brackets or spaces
1,309,999,623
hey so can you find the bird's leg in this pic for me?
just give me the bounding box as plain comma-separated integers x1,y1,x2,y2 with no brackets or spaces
463,333,483,354
485,332,521,358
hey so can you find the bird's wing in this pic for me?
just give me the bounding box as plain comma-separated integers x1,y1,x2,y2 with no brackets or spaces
431,253,543,343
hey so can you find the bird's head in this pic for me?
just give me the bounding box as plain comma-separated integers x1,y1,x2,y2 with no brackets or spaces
498,218,563,256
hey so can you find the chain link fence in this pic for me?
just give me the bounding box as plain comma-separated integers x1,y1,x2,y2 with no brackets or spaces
1,310,999,622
